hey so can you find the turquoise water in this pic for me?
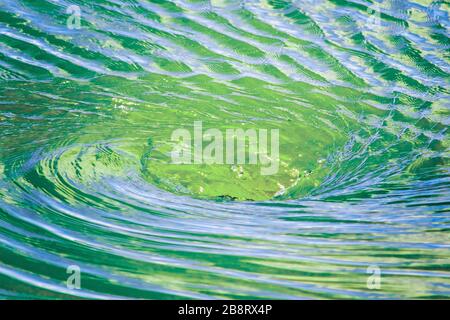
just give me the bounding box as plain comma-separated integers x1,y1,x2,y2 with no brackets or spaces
0,0,449,299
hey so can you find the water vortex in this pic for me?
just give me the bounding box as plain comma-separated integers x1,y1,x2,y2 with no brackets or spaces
0,0,449,299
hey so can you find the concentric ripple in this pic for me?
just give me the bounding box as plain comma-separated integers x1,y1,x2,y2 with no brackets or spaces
0,0,449,299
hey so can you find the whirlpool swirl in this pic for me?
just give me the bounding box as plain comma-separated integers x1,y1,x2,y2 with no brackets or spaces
0,0,449,299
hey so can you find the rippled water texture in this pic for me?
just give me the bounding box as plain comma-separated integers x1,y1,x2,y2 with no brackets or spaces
0,0,449,299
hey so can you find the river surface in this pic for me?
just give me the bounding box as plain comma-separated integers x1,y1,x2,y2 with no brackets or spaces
0,0,449,299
